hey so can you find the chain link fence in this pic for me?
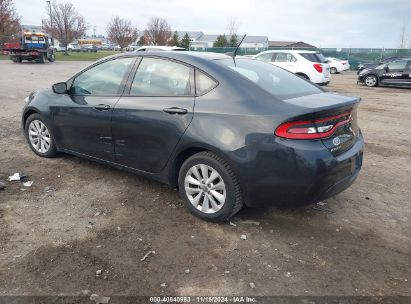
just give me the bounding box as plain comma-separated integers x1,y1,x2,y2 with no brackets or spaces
190,46,411,70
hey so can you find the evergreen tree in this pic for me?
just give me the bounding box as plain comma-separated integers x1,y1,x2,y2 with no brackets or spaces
213,34,228,47
137,35,145,46
169,31,180,46
180,33,191,49
229,34,238,47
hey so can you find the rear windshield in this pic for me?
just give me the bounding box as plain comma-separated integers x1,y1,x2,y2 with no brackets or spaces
215,58,322,99
300,52,327,63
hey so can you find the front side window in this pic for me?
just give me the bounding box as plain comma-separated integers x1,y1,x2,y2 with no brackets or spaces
387,60,408,71
71,57,134,95
130,57,193,96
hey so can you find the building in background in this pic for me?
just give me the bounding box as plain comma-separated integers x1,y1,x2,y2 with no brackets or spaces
176,31,204,43
268,41,317,49
191,34,269,48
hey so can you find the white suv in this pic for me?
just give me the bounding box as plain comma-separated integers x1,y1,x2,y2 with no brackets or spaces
254,50,331,85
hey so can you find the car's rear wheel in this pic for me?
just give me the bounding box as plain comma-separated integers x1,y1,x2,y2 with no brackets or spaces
178,151,243,222
25,114,58,158
364,75,378,87
48,53,55,62
330,67,338,74
38,53,45,63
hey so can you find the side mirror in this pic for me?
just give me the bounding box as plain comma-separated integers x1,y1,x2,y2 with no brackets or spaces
52,82,67,94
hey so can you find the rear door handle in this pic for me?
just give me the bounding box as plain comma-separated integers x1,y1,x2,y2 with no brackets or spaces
163,107,188,115
94,104,111,111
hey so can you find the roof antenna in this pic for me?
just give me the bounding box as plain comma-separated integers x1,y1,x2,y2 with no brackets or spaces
226,34,246,63
234,34,246,58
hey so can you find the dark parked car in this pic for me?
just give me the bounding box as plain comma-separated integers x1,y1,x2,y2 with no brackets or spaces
22,52,364,221
357,56,411,74
358,59,411,87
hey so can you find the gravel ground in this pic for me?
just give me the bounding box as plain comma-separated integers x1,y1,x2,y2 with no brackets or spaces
0,60,410,297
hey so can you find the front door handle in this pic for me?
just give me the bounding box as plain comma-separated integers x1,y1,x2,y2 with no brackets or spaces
94,104,111,111
163,107,188,115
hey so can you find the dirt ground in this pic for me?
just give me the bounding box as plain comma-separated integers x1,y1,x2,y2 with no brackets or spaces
0,60,410,297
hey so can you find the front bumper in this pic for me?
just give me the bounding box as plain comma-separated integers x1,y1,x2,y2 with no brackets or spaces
357,75,366,84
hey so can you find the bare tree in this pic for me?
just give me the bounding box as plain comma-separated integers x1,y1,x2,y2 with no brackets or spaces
226,17,239,36
398,21,409,49
107,16,138,52
145,17,171,46
0,0,21,46
43,1,87,54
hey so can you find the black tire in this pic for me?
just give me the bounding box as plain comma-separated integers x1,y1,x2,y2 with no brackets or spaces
178,151,243,222
364,75,378,87
330,67,338,74
48,53,55,62
24,114,58,158
38,54,45,63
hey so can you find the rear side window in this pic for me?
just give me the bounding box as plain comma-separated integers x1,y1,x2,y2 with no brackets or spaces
195,70,217,95
131,57,193,96
255,53,273,62
275,53,297,62
299,53,327,63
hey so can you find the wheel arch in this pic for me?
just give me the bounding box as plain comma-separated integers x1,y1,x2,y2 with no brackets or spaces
22,108,40,128
168,145,236,189
296,72,309,80
169,147,209,188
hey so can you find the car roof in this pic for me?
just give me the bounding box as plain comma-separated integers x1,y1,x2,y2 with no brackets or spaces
135,45,186,51
112,51,232,61
260,49,319,54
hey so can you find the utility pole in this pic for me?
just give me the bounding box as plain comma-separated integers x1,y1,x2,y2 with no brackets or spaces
46,1,53,43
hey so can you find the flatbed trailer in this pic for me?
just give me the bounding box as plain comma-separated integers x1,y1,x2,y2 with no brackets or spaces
3,32,55,63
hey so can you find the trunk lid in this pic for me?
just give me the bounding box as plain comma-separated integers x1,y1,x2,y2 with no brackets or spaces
281,92,361,156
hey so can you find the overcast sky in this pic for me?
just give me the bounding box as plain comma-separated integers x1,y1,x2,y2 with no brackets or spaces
15,0,411,48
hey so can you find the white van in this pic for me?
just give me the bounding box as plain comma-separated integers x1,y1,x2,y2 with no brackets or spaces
254,50,331,85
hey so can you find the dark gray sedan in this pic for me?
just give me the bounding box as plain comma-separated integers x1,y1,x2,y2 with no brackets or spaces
22,52,364,221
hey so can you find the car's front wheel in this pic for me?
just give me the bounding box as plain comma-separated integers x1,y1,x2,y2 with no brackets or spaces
25,114,58,158
178,151,243,222
364,75,378,87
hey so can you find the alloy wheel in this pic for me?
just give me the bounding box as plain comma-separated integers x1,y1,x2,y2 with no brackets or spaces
184,164,226,214
28,120,51,153
365,75,377,87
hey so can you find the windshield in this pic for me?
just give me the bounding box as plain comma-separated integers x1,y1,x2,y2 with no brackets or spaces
215,58,322,99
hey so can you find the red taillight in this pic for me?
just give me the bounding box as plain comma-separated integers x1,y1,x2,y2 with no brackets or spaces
275,112,352,139
313,63,323,73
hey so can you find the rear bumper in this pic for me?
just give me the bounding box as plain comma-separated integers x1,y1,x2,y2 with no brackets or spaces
318,81,330,86
310,73,331,85
235,133,364,208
